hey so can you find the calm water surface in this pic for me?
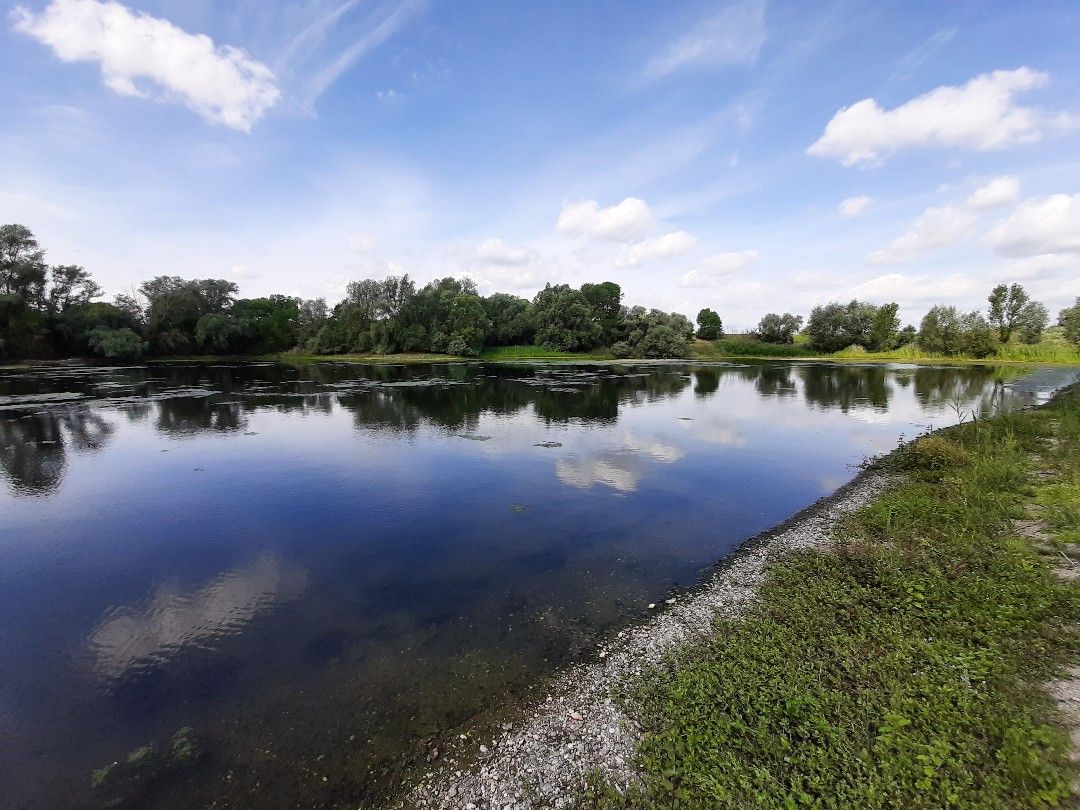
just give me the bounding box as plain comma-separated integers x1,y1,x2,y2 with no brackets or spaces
0,360,1074,808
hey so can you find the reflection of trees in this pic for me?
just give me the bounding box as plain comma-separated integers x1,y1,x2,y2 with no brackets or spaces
693,368,720,398
0,408,114,494
912,366,996,408
332,366,695,434
155,398,247,435
800,365,890,411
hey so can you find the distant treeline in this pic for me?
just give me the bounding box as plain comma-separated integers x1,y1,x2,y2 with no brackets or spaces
2,223,1079,361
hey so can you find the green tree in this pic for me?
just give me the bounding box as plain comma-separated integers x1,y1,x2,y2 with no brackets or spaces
482,293,535,346
194,313,247,353
755,313,803,344
805,301,877,352
533,284,602,351
1060,298,1080,348
46,265,102,314
446,294,490,356
1014,301,1049,344
581,282,623,344
867,302,900,351
0,223,48,306
695,308,723,340
987,283,1029,342
87,327,148,360
917,306,963,354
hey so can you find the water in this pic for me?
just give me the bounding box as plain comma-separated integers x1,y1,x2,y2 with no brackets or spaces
0,360,1073,808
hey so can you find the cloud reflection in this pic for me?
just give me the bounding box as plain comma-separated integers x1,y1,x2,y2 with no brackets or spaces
89,554,307,680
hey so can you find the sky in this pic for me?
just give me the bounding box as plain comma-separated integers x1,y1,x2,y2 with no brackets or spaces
2,0,1079,330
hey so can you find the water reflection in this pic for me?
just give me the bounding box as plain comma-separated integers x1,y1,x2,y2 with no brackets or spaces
90,555,308,681
0,408,114,494
0,361,1040,497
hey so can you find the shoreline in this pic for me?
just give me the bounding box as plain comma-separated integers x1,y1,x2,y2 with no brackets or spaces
405,465,897,809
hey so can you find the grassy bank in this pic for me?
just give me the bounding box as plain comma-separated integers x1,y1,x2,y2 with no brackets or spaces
478,346,613,361
691,335,1080,366
590,386,1080,808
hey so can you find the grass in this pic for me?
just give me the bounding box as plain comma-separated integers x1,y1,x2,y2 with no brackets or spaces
586,386,1080,809
690,332,1080,366
478,346,613,361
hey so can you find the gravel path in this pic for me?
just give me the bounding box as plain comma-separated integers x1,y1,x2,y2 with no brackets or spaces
408,469,894,810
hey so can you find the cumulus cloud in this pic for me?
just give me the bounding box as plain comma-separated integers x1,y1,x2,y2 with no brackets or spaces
230,264,260,280
644,0,766,79
12,0,280,131
987,194,1080,257
808,68,1049,167
868,205,976,264
615,230,697,268
556,197,654,242
474,237,540,267
838,195,874,218
678,250,759,287
965,175,1020,210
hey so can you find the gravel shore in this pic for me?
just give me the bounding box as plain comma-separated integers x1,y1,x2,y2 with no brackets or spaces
408,468,895,810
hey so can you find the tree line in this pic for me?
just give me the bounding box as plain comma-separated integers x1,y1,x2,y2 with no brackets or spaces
2,223,1079,361
1,224,706,361
749,283,1079,357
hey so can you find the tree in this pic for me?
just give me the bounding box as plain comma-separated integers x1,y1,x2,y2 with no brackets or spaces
1060,298,1080,348
0,224,47,306
482,293,535,346
805,301,877,352
695,308,723,340
533,284,602,351
87,328,147,360
195,313,247,353
755,313,803,344
1015,301,1049,344
867,302,900,351
581,282,623,344
917,306,963,354
46,265,102,313
918,306,995,356
446,294,490,356
987,283,1029,342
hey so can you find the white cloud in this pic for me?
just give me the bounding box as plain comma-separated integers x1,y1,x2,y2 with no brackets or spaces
678,250,759,287
13,0,280,132
230,264,260,280
838,195,874,218
868,205,976,264
644,0,766,79
348,233,377,253
556,197,654,242
808,68,1049,167
474,237,539,267
615,230,697,268
988,194,1080,257
966,175,1020,210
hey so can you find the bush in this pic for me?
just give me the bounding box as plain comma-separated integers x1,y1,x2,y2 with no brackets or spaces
87,328,148,360
900,435,973,473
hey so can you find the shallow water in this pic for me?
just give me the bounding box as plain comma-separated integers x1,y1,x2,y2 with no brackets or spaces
0,360,1074,808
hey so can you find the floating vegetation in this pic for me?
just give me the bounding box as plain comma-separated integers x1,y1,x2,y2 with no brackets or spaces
534,441,563,448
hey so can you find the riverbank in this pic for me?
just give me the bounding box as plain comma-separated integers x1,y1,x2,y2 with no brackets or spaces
407,384,1080,808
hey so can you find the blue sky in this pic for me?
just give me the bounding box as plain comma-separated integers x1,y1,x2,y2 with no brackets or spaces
2,0,1079,329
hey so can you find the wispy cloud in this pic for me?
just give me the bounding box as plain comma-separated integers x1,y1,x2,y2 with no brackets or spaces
644,0,766,80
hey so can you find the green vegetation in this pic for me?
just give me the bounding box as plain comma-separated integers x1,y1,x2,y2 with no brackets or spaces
5,223,1080,365
589,386,1080,808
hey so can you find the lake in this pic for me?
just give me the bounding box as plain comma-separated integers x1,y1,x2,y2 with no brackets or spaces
0,360,1074,808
